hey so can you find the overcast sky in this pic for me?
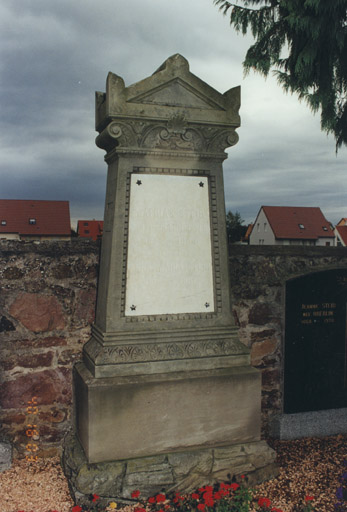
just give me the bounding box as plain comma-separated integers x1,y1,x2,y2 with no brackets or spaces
1,0,346,228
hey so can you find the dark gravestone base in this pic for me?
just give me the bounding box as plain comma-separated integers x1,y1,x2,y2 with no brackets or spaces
271,408,347,440
61,431,278,508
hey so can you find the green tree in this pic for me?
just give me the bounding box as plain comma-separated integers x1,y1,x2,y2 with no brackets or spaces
226,210,247,243
214,0,347,151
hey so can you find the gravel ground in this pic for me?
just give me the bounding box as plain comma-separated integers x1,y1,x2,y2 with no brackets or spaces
0,434,345,512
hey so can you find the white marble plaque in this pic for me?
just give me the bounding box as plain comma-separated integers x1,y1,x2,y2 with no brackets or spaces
125,174,215,315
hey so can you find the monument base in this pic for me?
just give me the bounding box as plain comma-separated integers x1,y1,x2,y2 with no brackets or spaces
74,361,263,463
271,408,347,439
61,431,278,508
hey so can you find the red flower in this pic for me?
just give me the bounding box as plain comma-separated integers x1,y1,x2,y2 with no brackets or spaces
214,491,222,500
197,504,206,512
258,497,272,508
131,490,141,498
92,493,100,502
305,496,314,502
203,494,215,507
72,507,83,512
173,492,184,503
241,475,245,479
134,508,146,512
156,494,166,503
192,493,200,500
148,496,156,504
230,483,240,491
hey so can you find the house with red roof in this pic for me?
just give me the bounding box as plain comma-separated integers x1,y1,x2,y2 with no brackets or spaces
249,206,335,246
77,220,104,241
335,225,347,246
0,200,71,242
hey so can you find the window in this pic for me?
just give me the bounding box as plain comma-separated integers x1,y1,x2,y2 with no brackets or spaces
264,222,267,232
322,226,328,231
84,222,89,226
1,220,6,226
325,242,330,246
29,218,36,225
298,224,305,229
84,230,90,234
257,223,260,232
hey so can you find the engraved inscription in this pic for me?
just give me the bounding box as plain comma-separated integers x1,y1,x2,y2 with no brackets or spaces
125,173,215,316
301,303,336,325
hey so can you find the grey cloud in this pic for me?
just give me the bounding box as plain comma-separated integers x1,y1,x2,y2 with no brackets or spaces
1,0,346,229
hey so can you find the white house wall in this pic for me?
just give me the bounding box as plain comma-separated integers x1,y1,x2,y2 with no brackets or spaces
249,209,276,245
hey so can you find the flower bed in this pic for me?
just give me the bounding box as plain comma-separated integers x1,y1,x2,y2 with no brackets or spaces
0,435,345,512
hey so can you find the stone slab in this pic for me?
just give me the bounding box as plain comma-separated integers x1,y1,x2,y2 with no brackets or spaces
126,174,214,316
0,441,12,472
74,362,262,463
271,408,347,439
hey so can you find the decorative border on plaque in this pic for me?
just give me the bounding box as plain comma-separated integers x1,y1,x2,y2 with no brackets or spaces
120,167,222,321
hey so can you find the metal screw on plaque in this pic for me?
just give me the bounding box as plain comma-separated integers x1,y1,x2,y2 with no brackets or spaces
205,302,210,308
136,180,142,186
130,305,136,311
199,182,204,187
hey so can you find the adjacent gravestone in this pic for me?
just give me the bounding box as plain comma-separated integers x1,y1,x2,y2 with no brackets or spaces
271,268,347,439
285,269,347,414
62,55,277,505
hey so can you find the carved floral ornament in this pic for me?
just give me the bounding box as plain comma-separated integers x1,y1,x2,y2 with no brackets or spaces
96,114,239,154
97,338,242,365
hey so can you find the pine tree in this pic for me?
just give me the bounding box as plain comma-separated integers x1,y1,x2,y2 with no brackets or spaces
214,0,347,151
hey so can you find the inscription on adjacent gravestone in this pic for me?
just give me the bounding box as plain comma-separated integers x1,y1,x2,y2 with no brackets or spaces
125,173,215,316
284,269,347,413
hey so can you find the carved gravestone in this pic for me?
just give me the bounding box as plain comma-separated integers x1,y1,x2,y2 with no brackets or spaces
62,55,277,506
285,269,347,414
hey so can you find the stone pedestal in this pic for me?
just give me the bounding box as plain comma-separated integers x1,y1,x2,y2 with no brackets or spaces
62,54,277,502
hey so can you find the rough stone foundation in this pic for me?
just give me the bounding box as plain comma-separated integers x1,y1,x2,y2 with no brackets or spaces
62,431,278,508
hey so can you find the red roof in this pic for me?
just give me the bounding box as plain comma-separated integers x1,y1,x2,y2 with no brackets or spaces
335,225,347,245
261,206,334,240
243,224,253,241
77,220,104,241
0,200,71,235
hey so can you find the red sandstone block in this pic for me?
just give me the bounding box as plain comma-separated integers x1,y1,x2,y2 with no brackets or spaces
0,368,72,409
9,292,66,333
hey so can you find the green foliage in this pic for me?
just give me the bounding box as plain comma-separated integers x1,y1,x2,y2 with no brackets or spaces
214,0,347,151
226,210,247,243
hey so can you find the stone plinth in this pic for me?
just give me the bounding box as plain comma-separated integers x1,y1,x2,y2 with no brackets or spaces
74,362,261,463
271,408,347,439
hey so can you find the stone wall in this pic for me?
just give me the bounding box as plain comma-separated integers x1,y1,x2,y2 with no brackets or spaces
0,240,99,458
1,241,347,458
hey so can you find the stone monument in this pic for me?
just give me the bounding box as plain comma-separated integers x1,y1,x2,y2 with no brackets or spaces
62,54,277,506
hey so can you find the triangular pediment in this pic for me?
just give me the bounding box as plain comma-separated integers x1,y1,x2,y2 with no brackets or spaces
128,78,225,110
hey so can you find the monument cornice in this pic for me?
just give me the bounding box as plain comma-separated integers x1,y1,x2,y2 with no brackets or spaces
96,116,239,157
